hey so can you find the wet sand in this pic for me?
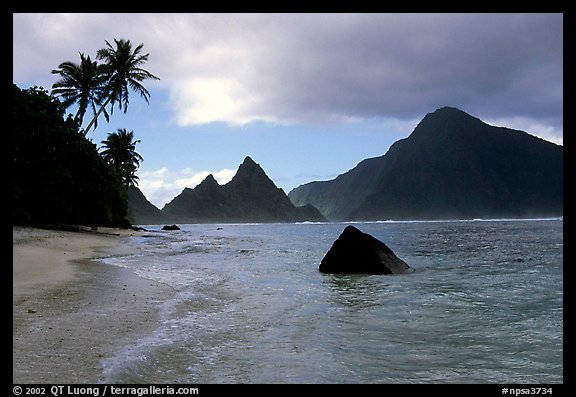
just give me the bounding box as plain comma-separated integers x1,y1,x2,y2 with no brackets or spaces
13,226,175,383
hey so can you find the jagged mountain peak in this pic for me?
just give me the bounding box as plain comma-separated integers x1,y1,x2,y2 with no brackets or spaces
192,174,221,193
199,173,219,186
228,156,274,188
236,156,264,174
157,155,326,223
241,155,258,167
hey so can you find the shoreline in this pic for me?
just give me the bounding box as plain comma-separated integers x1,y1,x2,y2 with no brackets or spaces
13,226,175,383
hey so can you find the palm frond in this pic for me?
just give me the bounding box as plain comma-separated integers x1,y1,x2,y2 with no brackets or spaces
100,128,144,188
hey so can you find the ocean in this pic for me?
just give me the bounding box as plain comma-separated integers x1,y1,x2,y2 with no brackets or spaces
97,219,563,384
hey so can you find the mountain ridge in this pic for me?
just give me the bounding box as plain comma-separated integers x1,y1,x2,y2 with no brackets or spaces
151,156,326,224
126,186,168,225
289,107,563,220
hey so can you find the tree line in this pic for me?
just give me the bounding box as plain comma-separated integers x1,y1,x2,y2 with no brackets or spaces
13,38,158,227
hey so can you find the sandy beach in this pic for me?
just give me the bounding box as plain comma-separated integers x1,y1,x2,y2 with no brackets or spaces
13,226,175,384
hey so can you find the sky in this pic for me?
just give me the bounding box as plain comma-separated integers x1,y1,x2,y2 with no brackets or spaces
13,13,563,208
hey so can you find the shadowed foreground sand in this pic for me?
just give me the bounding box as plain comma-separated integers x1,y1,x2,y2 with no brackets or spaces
13,226,174,383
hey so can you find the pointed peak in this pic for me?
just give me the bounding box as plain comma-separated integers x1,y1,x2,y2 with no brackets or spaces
204,173,217,182
241,156,258,167
236,156,265,174
228,155,276,189
197,174,219,187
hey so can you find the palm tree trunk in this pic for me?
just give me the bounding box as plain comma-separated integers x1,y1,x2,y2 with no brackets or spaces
73,108,84,126
83,96,112,135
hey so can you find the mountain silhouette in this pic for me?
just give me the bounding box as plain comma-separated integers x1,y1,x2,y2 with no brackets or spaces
289,107,563,220
126,186,168,225
159,156,326,223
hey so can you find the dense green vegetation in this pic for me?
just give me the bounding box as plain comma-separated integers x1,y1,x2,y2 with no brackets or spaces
13,84,129,226
101,128,144,188
13,38,158,227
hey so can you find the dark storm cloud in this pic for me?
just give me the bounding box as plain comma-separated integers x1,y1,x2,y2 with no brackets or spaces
13,13,563,137
255,13,562,126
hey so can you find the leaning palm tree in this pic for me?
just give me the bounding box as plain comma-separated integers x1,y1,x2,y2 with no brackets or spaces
100,128,144,188
84,39,160,134
50,52,109,129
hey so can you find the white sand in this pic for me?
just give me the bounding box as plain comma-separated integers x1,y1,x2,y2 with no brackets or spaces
13,226,175,383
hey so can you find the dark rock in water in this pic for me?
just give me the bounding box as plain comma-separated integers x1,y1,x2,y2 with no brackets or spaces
161,224,180,231
319,225,412,275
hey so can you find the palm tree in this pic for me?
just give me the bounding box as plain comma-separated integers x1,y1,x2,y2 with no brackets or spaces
50,52,109,129
84,39,160,134
100,128,144,188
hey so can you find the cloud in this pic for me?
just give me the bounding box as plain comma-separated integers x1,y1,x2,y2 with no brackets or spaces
137,167,235,208
169,78,271,125
485,116,564,146
13,13,562,136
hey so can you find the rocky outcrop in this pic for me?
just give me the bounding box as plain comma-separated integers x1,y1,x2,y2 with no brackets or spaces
161,224,181,231
319,225,412,275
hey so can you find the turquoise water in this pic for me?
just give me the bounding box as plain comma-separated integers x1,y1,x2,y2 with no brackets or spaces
99,219,563,383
